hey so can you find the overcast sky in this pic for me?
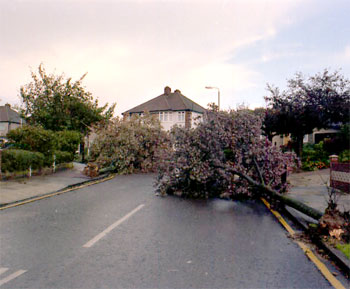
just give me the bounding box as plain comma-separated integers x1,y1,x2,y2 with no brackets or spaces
1,0,349,115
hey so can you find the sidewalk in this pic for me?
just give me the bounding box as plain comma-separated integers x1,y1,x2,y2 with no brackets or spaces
287,168,350,214
0,162,89,206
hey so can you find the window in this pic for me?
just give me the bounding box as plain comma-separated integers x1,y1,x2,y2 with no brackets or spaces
169,112,172,121
178,111,185,122
164,112,168,121
159,112,163,121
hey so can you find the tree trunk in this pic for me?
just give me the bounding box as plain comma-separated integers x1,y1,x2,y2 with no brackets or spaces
232,170,323,220
295,135,304,159
80,138,85,163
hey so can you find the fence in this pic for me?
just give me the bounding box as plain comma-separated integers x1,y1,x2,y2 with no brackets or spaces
330,155,350,193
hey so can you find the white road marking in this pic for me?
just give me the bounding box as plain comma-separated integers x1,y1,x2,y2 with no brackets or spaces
83,204,145,248
0,268,8,276
0,270,27,287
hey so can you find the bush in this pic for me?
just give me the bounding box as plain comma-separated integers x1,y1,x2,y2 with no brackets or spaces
339,150,350,163
54,150,74,164
302,142,329,171
55,130,81,155
7,126,81,162
1,149,44,172
7,125,56,156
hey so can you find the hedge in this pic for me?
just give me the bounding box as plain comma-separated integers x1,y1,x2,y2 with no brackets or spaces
1,149,44,172
7,126,81,157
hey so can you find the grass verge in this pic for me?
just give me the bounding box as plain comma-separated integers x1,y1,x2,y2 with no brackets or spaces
336,243,350,260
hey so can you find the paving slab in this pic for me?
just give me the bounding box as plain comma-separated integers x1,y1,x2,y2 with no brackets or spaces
0,163,89,205
287,168,350,213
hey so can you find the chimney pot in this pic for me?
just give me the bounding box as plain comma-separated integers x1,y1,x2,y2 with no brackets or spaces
164,86,171,95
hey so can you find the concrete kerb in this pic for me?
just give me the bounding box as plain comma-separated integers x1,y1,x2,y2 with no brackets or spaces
283,205,350,276
0,173,114,210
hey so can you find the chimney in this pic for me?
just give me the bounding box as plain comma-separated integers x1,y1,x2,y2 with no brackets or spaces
164,86,171,95
5,103,11,108
174,89,181,94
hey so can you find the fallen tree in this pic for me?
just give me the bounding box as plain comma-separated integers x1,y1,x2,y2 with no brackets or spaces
155,107,323,220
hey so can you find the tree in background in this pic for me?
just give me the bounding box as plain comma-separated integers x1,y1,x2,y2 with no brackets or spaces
264,69,350,157
19,64,115,161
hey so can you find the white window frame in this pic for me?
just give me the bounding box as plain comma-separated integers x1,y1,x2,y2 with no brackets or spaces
178,111,185,122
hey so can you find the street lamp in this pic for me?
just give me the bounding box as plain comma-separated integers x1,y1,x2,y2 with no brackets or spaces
205,86,220,110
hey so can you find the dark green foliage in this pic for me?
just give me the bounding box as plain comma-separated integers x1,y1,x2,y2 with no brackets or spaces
1,149,44,172
55,130,81,155
7,125,56,156
53,150,74,164
7,126,79,166
302,142,329,170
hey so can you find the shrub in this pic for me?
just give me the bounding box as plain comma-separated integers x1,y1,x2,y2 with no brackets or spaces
54,150,74,164
1,149,44,172
7,126,81,163
339,150,350,163
55,130,81,155
7,125,56,156
302,142,329,171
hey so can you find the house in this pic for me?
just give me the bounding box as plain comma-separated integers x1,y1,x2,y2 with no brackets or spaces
0,104,25,137
272,125,341,147
122,86,206,130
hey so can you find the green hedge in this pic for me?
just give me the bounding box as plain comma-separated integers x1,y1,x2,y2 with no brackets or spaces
7,126,81,157
54,150,74,164
1,149,44,172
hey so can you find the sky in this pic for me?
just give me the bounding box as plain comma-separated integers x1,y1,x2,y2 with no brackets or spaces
1,0,349,116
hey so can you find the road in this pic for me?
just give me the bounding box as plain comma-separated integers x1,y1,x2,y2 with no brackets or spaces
0,174,345,288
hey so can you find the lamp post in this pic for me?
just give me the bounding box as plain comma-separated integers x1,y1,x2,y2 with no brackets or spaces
205,86,220,110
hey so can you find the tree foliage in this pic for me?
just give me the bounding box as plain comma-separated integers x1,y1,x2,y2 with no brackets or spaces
89,113,170,174
155,108,299,198
19,64,115,134
264,69,350,156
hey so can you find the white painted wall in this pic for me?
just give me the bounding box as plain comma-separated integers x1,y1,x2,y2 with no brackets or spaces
159,111,203,131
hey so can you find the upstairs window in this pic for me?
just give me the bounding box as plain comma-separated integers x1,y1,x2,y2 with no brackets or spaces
178,111,185,122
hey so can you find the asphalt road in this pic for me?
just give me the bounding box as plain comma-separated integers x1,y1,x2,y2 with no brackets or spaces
0,174,344,288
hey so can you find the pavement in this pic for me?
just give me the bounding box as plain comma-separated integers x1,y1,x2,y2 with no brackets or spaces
287,168,350,214
0,162,89,206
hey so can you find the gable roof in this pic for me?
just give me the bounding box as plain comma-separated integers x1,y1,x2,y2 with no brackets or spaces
123,87,206,115
0,104,23,124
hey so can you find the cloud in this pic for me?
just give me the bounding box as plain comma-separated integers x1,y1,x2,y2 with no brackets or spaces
0,0,305,113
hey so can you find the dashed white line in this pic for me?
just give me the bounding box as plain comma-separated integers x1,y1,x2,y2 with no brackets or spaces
83,204,145,248
0,270,27,287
